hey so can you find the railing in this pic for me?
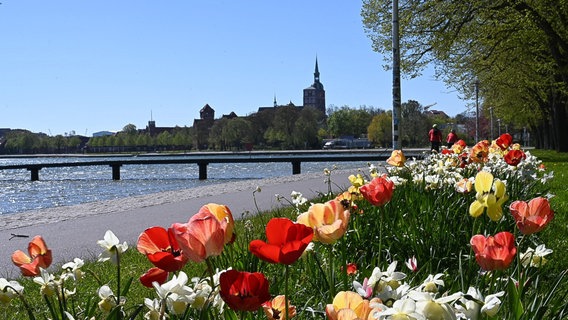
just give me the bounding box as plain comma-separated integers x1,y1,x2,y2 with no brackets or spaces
0,150,426,181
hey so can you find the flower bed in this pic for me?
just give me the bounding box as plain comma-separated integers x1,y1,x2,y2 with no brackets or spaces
2,134,566,319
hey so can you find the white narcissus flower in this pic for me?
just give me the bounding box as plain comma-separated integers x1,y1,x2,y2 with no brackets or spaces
481,291,504,317
420,273,445,293
97,230,128,263
62,258,85,281
409,291,462,320
144,298,161,320
376,298,425,320
33,268,57,297
520,244,553,268
98,285,117,313
0,278,24,307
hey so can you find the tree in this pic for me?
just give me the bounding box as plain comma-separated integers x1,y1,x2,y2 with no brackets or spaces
292,106,323,149
367,111,392,148
362,0,568,151
265,106,300,149
122,124,137,135
223,118,253,149
327,106,374,138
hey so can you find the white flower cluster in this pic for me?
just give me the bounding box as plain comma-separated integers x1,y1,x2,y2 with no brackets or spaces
352,261,505,320
145,268,229,318
382,149,550,192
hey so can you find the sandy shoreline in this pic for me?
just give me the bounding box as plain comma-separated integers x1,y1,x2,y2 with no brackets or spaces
0,168,363,275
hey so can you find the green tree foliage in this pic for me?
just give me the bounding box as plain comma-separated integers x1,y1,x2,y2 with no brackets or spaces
401,100,430,147
362,0,568,151
367,111,392,148
223,118,253,149
327,106,377,138
292,107,324,149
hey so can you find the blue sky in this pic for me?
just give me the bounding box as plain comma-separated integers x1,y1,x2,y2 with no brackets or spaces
0,1,467,136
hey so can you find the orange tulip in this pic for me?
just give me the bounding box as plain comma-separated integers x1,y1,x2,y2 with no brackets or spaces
199,203,236,244
386,150,406,167
172,211,225,263
325,291,373,320
263,295,297,320
470,231,516,271
469,140,489,163
510,197,554,235
297,199,350,244
11,235,53,277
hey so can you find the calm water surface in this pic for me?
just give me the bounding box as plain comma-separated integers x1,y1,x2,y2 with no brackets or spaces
0,156,371,215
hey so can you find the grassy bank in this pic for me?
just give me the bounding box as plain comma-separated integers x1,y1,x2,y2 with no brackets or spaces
3,148,567,319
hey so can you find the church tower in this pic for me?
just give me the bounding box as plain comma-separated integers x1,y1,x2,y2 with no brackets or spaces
303,57,326,116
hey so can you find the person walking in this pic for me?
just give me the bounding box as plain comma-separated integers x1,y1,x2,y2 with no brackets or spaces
446,129,459,148
428,124,442,152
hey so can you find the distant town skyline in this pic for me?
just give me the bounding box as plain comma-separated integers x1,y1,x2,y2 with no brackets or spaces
1,1,468,136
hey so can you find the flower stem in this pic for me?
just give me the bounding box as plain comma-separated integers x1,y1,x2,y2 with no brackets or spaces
285,264,290,320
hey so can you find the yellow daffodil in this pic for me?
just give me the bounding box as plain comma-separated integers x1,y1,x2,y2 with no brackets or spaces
469,171,508,221
348,174,366,189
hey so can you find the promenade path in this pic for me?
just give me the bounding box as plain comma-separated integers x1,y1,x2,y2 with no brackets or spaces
0,167,362,277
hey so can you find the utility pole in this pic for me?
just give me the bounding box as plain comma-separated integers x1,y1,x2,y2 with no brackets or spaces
392,0,402,150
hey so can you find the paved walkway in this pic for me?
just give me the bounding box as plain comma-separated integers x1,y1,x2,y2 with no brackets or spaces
0,169,360,277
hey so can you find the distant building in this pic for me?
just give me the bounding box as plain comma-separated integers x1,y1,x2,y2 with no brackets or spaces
192,104,216,149
303,58,326,116
256,57,326,118
425,109,450,119
92,131,116,137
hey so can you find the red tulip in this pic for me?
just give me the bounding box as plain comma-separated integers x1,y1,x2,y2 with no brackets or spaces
219,270,271,312
470,231,517,271
11,235,53,277
504,149,526,166
249,218,313,265
510,197,554,235
495,133,513,150
139,267,169,288
359,174,395,206
137,226,188,272
172,211,226,263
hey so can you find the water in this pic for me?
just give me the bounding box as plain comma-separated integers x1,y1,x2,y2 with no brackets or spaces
0,156,370,215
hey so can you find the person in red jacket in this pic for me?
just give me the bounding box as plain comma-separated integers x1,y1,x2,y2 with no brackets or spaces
428,124,442,152
446,129,459,148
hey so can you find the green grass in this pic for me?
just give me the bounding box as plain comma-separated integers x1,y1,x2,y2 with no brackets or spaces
4,149,568,319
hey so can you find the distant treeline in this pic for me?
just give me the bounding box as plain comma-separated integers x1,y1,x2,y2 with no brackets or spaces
1,102,489,155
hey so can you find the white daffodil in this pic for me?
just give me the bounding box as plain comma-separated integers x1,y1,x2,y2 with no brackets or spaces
97,285,117,313
62,258,85,281
481,291,504,317
33,268,57,297
409,290,462,320
419,273,445,293
377,298,425,320
153,271,193,300
368,261,407,293
143,298,162,320
0,278,23,307
520,244,553,268
97,230,128,263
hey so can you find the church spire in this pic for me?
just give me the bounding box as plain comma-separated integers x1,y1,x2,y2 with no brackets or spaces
314,57,320,83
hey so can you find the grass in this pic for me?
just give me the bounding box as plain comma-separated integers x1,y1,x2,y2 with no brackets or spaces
3,148,567,319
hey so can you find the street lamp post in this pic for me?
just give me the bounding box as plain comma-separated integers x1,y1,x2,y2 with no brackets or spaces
474,78,480,142
497,119,501,136
490,106,493,140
